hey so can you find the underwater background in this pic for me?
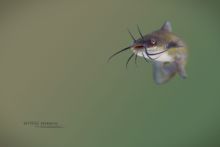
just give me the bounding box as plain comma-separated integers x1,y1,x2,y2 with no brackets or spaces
0,0,220,146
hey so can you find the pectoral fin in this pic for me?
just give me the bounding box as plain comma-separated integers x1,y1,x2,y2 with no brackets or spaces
176,61,187,79
152,62,177,84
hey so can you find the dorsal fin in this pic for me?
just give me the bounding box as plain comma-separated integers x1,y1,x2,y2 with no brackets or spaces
160,21,172,32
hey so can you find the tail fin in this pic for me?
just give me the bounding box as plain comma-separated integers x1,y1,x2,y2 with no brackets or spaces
152,62,177,84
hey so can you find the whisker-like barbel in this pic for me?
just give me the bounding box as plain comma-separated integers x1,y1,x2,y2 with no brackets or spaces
135,54,138,66
126,54,134,68
108,46,131,62
142,52,149,63
137,24,144,39
147,48,171,56
127,29,136,42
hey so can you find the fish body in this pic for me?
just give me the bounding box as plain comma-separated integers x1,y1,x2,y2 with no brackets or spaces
109,21,188,84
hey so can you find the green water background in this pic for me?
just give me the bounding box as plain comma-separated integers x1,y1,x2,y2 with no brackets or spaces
0,0,220,146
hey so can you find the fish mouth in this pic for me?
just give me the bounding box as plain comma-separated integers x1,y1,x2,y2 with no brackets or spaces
133,45,145,49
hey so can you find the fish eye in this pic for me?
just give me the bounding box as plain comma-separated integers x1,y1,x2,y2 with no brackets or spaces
150,38,156,45
147,38,157,46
